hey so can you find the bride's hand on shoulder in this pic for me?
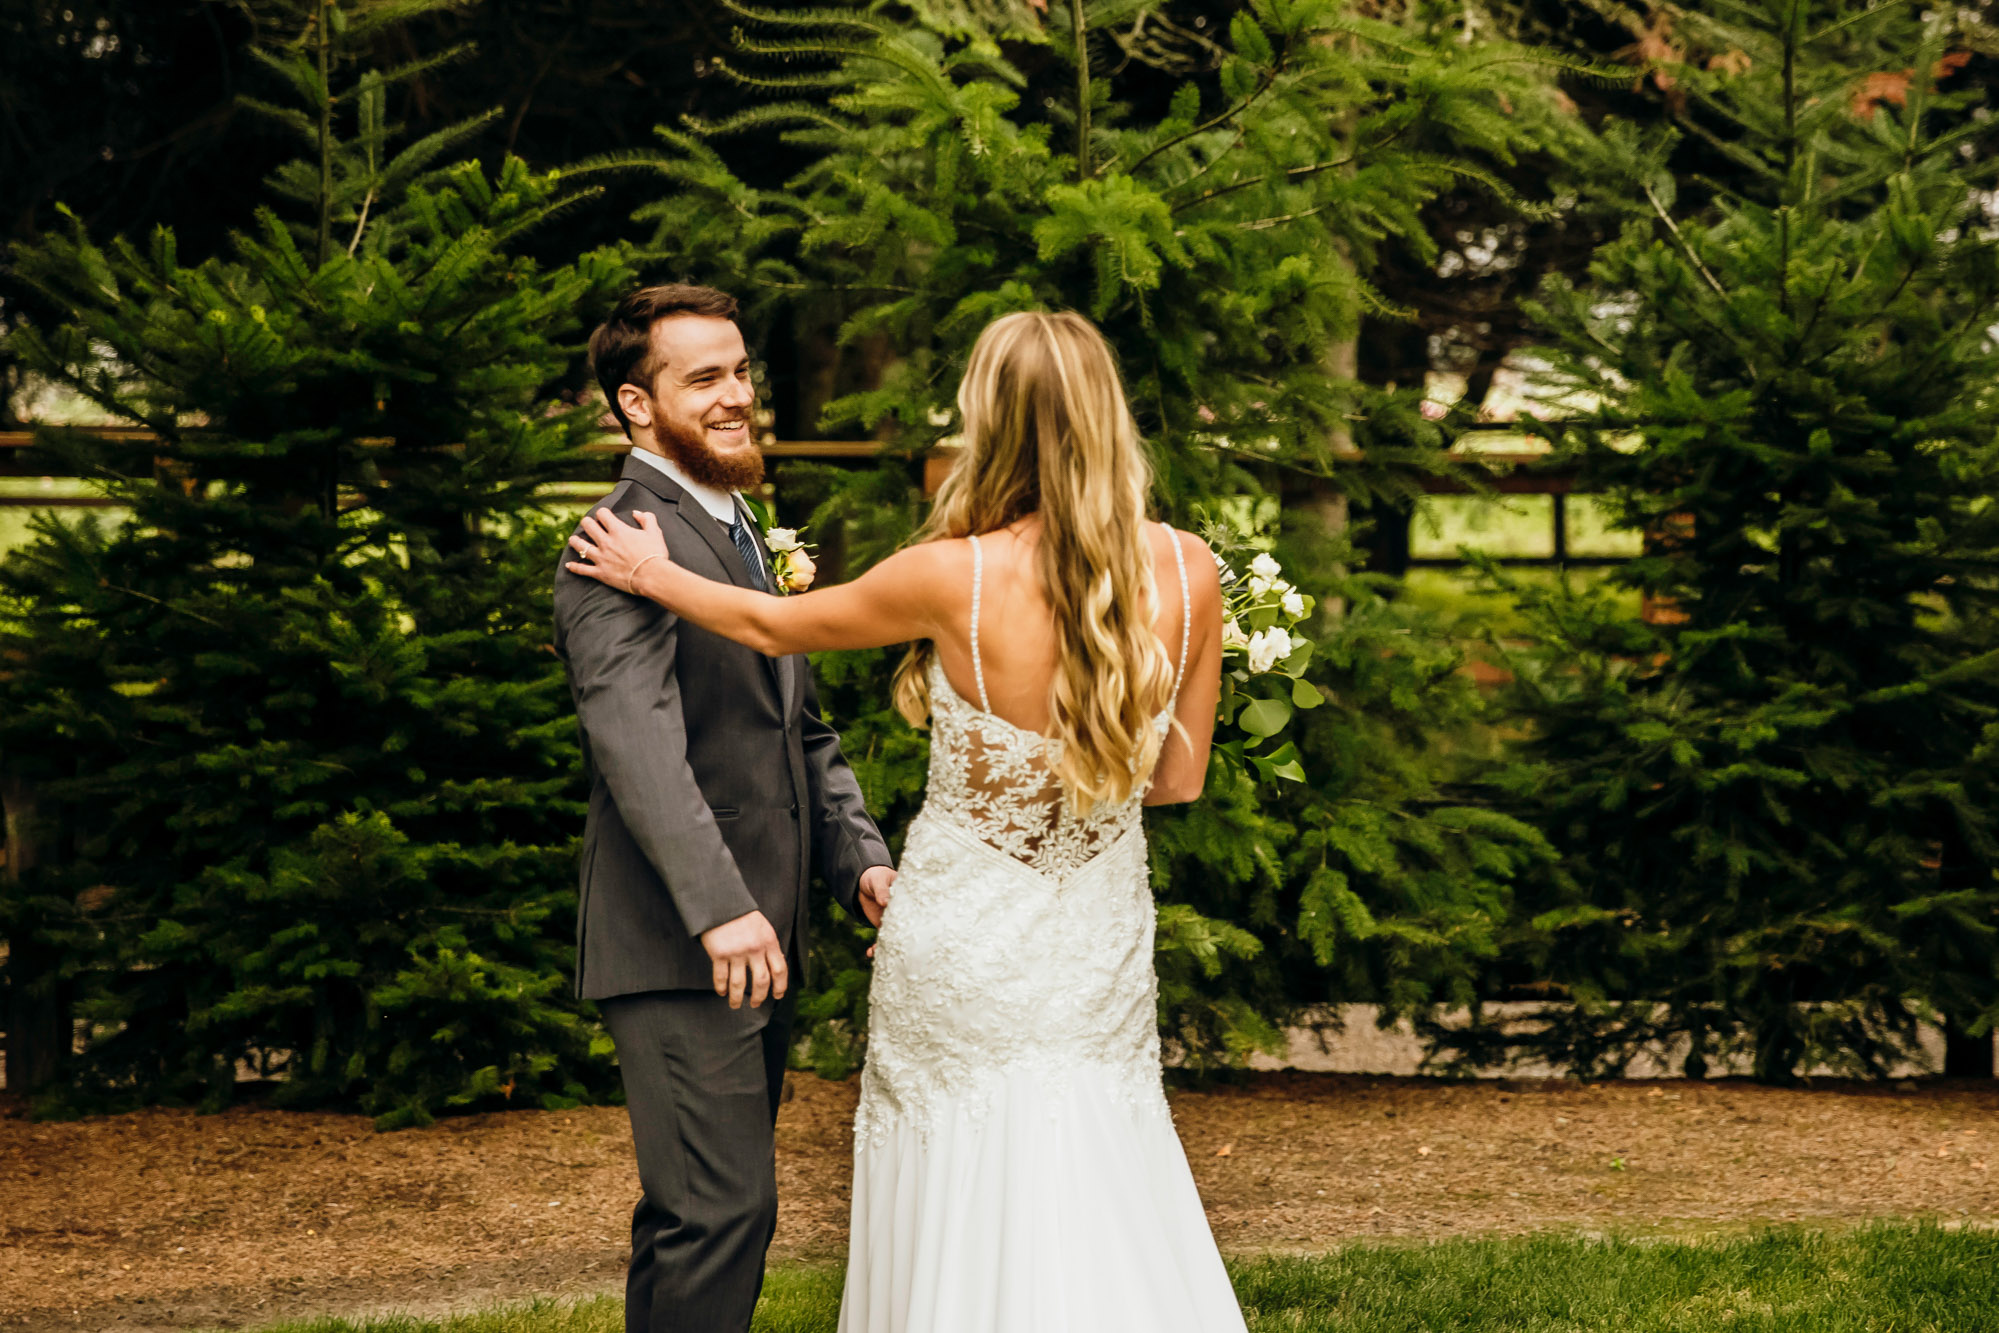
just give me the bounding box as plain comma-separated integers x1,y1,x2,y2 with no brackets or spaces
566,508,672,595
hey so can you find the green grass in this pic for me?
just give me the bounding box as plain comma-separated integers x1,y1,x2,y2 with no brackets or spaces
1410,494,1644,563
1396,494,1646,641
1400,566,1644,641
0,478,127,557
244,1222,1998,1333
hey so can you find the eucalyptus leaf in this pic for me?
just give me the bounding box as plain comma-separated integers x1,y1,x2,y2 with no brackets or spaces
1238,696,1293,737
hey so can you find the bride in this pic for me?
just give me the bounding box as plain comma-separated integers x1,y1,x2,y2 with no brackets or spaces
566,310,1241,1332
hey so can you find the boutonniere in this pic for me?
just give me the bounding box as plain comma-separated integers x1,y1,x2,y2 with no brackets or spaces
739,494,816,594
763,525,817,594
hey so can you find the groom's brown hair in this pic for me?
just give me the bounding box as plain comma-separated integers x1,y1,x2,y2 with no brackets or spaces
589,284,741,436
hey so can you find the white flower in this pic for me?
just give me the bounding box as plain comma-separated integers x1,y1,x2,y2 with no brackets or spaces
1222,618,1249,649
764,527,801,553
1246,627,1294,675
1280,588,1306,618
1248,576,1274,599
1249,552,1283,581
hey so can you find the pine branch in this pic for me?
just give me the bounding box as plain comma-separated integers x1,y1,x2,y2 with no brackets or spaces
717,0,895,39
707,48,857,90
98,582,226,629
368,109,499,203
1640,182,1727,297
342,0,473,40
1168,146,1363,215
335,44,477,101
684,103,854,139
1070,0,1091,180
1804,0,1918,47
313,0,334,270
235,96,321,148
1165,128,1247,196
1124,67,1280,179
1237,200,1335,231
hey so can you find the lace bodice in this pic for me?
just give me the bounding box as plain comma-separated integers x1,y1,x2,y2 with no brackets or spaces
919,529,1192,882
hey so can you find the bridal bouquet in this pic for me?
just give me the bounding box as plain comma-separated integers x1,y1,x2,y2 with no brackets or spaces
1207,525,1321,785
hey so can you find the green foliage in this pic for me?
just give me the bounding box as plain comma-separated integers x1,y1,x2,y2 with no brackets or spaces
1148,515,1553,1071
604,0,1592,489
1463,0,1999,1081
0,0,633,1124
602,0,1583,1070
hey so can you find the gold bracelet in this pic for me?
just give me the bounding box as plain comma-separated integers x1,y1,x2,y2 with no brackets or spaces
627,553,666,596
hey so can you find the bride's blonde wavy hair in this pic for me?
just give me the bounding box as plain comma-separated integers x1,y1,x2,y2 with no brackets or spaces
891,311,1174,813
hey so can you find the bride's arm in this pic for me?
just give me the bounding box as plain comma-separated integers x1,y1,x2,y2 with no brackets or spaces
1144,530,1225,805
565,507,952,654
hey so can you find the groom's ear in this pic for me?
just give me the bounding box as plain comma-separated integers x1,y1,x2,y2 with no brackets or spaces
617,381,654,433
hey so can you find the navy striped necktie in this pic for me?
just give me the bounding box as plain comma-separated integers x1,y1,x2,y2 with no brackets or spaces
727,514,769,592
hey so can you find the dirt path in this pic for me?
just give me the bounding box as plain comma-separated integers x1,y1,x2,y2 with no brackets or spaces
7,1073,1997,1330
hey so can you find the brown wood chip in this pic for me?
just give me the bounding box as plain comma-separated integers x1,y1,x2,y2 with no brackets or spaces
4,1072,1996,1330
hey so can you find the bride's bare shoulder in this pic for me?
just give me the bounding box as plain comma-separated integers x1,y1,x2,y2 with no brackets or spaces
1149,523,1218,580
866,536,977,603
881,535,976,575
1148,523,1222,622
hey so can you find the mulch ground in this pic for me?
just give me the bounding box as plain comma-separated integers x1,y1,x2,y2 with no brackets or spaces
6,1073,1997,1331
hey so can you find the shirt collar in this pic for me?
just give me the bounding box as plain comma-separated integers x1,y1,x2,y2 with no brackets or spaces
629,447,741,527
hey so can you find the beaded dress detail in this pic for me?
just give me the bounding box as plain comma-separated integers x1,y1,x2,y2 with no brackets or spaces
837,529,1248,1333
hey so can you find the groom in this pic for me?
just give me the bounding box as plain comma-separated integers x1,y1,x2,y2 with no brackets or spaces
553,283,894,1333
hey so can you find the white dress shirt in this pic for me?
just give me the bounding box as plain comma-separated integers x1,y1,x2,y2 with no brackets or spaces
628,447,764,580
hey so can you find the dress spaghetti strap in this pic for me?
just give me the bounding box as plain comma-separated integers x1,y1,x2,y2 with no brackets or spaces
968,533,993,712
1168,525,1191,703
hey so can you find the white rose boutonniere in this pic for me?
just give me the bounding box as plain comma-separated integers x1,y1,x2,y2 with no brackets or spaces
739,498,818,594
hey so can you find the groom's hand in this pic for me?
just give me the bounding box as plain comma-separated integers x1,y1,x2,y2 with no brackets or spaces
701,910,787,1009
857,865,896,929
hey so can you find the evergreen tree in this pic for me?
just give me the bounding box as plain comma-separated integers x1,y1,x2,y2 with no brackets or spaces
606,0,1577,1068
1462,0,1999,1081
0,0,633,1124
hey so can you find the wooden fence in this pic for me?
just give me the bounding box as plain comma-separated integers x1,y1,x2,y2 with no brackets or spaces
0,426,1616,570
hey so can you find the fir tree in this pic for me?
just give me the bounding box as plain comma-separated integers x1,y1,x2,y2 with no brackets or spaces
0,0,634,1124
1463,0,1999,1081
603,0,1581,1068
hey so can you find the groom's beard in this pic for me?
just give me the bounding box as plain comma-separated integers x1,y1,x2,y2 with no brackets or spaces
656,410,766,492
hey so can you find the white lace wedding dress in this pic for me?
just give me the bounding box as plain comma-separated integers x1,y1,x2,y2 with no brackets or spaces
837,531,1247,1333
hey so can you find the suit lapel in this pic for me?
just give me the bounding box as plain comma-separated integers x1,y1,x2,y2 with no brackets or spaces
621,455,754,591
621,456,786,708
734,495,798,717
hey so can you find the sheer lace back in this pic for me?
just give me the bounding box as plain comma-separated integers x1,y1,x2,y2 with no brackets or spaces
922,528,1190,883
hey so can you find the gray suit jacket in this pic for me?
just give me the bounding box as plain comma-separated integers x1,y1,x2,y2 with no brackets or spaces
553,455,892,1001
